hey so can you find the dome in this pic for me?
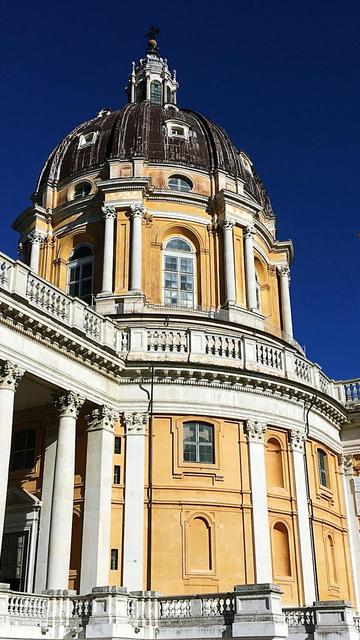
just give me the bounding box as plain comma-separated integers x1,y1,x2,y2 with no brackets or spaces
36,102,273,216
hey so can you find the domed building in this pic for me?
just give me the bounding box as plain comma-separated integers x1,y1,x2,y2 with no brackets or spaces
0,33,360,639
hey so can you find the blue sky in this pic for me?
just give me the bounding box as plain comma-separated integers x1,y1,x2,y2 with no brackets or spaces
1,0,359,379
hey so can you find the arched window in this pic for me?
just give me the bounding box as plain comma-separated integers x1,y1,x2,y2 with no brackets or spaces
67,245,93,305
183,421,214,463
272,522,292,577
163,237,196,307
150,80,162,105
74,181,92,199
168,175,192,192
188,516,212,571
266,438,284,489
317,449,329,488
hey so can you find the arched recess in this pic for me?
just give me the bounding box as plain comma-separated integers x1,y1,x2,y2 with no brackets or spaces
69,508,82,592
254,254,270,316
266,437,285,490
187,515,213,573
272,521,292,578
325,533,338,586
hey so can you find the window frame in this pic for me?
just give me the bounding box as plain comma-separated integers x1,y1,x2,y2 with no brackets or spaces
150,80,162,105
165,121,190,140
183,421,215,464
67,244,94,305
162,236,197,308
317,448,329,488
171,416,222,480
168,175,193,192
10,429,37,472
78,131,98,149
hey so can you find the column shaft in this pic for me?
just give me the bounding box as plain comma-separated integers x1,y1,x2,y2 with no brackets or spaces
129,205,145,292
222,220,236,304
279,266,293,337
122,412,147,591
290,430,316,605
0,362,23,551
101,206,116,294
34,427,57,592
80,407,115,595
341,457,360,612
47,392,84,590
245,421,272,583
244,227,258,311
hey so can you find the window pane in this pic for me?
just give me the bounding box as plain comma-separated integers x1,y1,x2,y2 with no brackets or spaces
183,423,196,442
180,258,193,273
150,81,162,105
180,291,194,305
26,430,36,447
113,465,121,484
81,279,92,296
183,444,197,462
166,238,192,252
199,424,213,443
180,275,193,291
24,450,35,469
164,272,177,288
199,445,214,464
114,437,121,454
164,256,178,271
69,266,79,283
82,262,93,278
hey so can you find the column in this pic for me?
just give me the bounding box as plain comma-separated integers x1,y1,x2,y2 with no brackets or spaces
221,218,236,304
80,406,116,595
243,226,258,311
34,424,57,593
129,204,145,293
278,266,293,338
47,391,84,590
101,205,117,294
28,231,45,274
122,411,148,591
244,419,272,583
340,455,360,612
289,428,316,605
0,361,24,551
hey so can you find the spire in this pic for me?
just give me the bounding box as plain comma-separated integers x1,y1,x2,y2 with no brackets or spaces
126,29,179,106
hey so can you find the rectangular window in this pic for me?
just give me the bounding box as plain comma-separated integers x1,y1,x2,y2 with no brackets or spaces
317,449,328,487
183,422,214,464
110,549,118,571
10,429,36,471
113,465,121,484
114,437,121,454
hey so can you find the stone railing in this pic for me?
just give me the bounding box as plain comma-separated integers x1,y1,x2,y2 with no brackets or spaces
0,585,358,640
0,252,347,405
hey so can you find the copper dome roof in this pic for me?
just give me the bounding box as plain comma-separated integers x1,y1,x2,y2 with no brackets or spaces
36,102,273,215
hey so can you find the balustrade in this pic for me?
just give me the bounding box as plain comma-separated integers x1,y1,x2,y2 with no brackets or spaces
27,275,70,322
147,330,188,353
284,607,315,628
8,594,49,619
256,343,282,370
294,357,311,382
205,334,241,359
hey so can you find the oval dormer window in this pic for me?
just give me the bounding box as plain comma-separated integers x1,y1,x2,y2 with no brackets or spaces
73,181,92,199
168,175,192,193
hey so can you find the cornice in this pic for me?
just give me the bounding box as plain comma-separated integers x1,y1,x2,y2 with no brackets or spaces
96,177,151,192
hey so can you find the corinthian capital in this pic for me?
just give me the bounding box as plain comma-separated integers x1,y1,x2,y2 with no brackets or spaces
244,225,255,240
55,391,85,418
278,265,291,280
220,217,234,231
129,203,146,219
122,411,148,435
86,405,118,432
0,360,25,391
289,428,306,453
244,420,267,443
339,454,354,476
27,230,45,245
102,204,117,220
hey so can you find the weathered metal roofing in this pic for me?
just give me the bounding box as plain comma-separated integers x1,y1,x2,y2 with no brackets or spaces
37,102,273,215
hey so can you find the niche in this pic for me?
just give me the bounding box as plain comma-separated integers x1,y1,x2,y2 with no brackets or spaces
272,522,291,577
188,516,212,572
266,437,285,489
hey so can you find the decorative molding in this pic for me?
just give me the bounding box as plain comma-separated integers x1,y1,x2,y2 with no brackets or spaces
129,204,146,219
54,391,85,418
102,205,117,220
86,405,117,433
122,411,148,435
289,428,306,453
0,360,24,391
244,419,267,443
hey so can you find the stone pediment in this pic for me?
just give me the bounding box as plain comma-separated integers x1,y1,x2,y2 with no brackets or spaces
6,487,41,510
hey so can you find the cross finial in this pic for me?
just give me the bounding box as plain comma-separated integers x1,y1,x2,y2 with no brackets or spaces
145,26,160,54
145,26,160,40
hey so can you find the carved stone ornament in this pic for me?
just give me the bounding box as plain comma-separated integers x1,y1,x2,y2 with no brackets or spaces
244,225,255,240
220,218,234,231
289,428,306,453
54,391,85,419
102,204,117,220
123,411,148,435
278,265,291,280
0,360,24,391
27,230,45,245
129,203,146,219
244,420,267,443
86,405,118,432
340,454,354,476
